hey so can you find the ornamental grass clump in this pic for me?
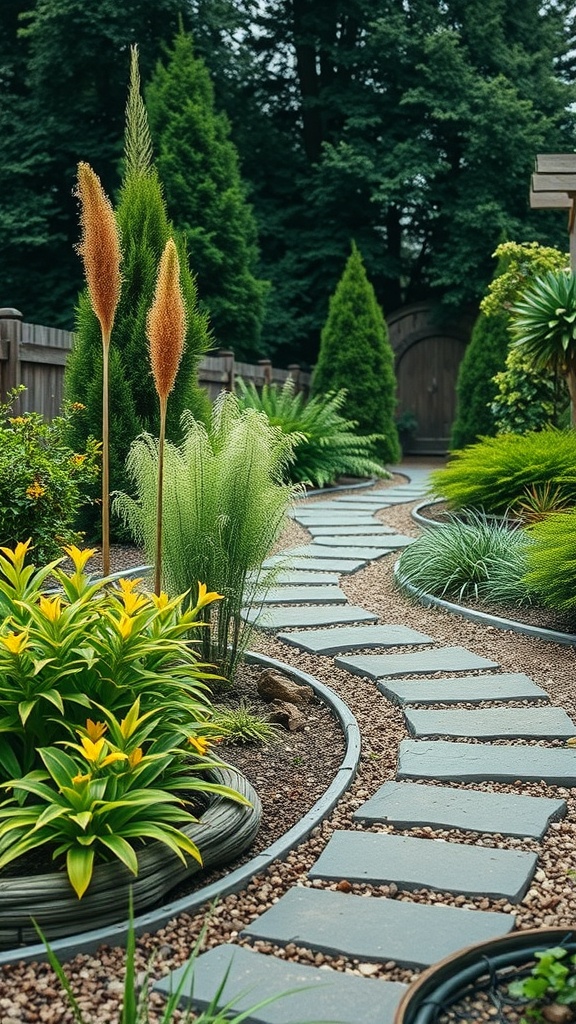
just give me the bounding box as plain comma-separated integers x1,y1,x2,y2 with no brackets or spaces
396,512,533,606
114,392,300,678
523,508,576,614
0,541,247,898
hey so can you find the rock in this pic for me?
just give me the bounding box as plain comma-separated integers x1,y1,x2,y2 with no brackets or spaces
267,700,307,731
542,1004,574,1023
258,670,314,705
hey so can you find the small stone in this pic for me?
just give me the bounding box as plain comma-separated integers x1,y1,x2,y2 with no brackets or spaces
357,963,380,976
336,879,353,892
258,670,314,704
542,1004,574,1023
267,700,307,731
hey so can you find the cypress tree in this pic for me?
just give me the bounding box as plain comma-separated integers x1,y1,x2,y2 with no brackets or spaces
146,28,268,360
312,243,401,464
65,47,211,538
450,311,510,450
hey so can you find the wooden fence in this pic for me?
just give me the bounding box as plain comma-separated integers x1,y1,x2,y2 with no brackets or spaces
0,308,310,418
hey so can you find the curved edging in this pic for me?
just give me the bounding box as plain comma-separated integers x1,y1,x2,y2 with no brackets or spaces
0,652,361,966
394,560,576,647
411,498,446,529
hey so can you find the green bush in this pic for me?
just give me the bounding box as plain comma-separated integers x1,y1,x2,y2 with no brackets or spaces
0,387,99,561
491,346,568,435
236,378,388,487
451,310,510,449
524,510,576,612
312,242,401,464
397,512,533,605
430,430,576,515
114,392,300,678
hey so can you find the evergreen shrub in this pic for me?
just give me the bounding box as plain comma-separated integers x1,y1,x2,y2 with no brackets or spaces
524,510,576,612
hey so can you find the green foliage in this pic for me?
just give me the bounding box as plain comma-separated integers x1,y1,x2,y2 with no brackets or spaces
430,430,576,516
509,270,576,376
514,481,573,524
146,28,268,360
480,242,568,319
0,387,100,561
524,509,576,612
0,541,242,896
312,243,400,464
65,47,212,540
508,946,576,1022
236,378,388,488
491,346,568,435
396,512,533,606
213,701,279,746
113,392,300,678
451,310,510,449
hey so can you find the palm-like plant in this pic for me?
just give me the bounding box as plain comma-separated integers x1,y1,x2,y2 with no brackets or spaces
509,270,576,424
236,378,388,487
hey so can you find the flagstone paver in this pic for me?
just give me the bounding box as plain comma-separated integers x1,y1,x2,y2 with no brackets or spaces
404,706,576,740
285,544,394,560
354,781,567,839
241,887,515,970
310,533,414,549
307,524,396,536
377,672,550,705
292,514,378,527
335,647,499,679
308,830,537,901
277,623,435,655
263,555,368,573
255,585,348,605
398,739,576,786
250,570,341,586
241,604,378,630
156,945,407,1024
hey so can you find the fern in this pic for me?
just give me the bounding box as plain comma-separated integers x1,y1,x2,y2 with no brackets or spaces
114,393,301,678
236,378,388,488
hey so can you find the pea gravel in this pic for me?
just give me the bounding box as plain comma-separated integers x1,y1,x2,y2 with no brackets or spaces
2,466,576,1022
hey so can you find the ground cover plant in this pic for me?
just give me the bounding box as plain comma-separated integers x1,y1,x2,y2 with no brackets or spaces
396,511,533,606
429,430,576,516
524,509,576,615
236,377,388,488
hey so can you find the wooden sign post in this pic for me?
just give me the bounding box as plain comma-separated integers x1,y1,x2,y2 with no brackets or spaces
530,154,576,270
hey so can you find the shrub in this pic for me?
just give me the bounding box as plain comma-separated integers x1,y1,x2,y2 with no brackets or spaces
114,392,300,678
236,378,388,487
312,242,401,464
490,346,568,435
450,310,510,449
0,387,100,561
396,512,533,606
429,430,576,515
524,509,576,612
0,541,245,897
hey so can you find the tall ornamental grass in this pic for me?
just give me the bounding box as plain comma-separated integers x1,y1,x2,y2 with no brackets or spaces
430,430,576,515
114,392,300,677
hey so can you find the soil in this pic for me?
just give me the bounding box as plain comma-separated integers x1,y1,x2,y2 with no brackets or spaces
3,468,576,1023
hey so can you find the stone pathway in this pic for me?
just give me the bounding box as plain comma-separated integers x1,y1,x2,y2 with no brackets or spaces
157,471,575,1022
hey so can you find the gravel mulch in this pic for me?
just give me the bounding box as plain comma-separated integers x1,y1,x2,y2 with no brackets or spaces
2,466,576,1022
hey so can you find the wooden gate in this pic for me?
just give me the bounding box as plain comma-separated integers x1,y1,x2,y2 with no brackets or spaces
387,303,474,454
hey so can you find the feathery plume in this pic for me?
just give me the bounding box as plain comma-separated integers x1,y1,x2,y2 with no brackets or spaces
76,162,121,342
147,238,186,400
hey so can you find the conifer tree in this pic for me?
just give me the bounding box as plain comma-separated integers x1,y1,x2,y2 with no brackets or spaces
312,243,400,464
146,28,268,359
65,47,211,538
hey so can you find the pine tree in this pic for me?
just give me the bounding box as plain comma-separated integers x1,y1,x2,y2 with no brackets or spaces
146,29,268,360
312,243,401,464
65,48,212,538
450,311,510,450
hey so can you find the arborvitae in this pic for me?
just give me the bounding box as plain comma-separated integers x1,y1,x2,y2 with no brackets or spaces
312,243,400,464
65,47,212,538
146,28,268,360
450,310,510,450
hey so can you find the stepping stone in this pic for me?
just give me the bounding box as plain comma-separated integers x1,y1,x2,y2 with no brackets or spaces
292,514,378,527
241,604,378,630
255,585,348,605
354,781,567,840
327,501,391,511
286,544,393,561
405,706,576,740
377,673,550,706
249,570,341,586
335,647,499,680
335,496,415,506
398,739,576,786
311,534,414,549
308,525,396,536
263,555,367,574
308,831,537,902
156,944,406,1024
277,624,436,656
242,887,514,970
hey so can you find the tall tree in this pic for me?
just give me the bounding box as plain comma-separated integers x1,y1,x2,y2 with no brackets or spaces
146,29,268,360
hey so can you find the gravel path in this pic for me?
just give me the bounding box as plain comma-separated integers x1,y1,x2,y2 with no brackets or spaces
2,464,576,1022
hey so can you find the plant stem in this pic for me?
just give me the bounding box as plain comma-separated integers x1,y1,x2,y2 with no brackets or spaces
155,395,167,596
102,330,110,577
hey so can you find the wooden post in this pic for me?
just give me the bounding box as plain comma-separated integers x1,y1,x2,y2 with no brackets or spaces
0,308,23,404
258,358,273,386
287,363,301,392
218,349,235,392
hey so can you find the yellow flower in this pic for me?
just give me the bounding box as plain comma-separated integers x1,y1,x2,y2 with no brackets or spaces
188,735,211,756
72,772,92,786
8,416,28,426
70,402,86,411
38,595,63,621
70,453,87,467
128,747,143,768
117,578,148,616
0,540,33,569
84,719,107,742
150,591,170,610
26,481,46,500
78,735,126,767
117,613,135,639
62,545,97,573
0,631,28,655
196,581,224,610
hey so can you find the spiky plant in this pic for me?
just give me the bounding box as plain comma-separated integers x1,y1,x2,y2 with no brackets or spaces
147,237,186,594
212,701,279,745
113,392,300,678
75,162,122,574
524,509,576,612
236,378,388,488
430,429,576,516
